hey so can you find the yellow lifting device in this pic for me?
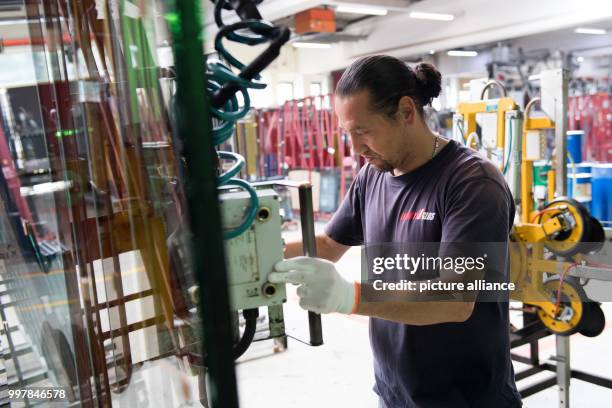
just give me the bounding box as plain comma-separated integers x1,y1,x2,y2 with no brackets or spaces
454,73,607,338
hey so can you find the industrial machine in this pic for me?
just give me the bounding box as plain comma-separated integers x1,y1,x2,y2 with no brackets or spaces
455,69,612,405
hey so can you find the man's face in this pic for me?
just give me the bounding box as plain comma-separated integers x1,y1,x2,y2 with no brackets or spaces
335,91,410,173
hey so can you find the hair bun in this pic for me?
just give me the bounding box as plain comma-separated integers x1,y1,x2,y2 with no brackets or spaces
414,62,442,106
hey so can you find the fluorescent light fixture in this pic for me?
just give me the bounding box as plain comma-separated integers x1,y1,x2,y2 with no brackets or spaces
575,27,606,35
0,17,65,26
336,5,388,16
447,50,478,57
292,42,332,49
0,19,28,26
409,11,454,21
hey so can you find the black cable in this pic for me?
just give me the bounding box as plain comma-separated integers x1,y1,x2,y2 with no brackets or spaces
233,308,259,359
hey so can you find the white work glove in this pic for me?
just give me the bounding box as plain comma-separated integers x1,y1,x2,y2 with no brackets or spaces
268,256,358,314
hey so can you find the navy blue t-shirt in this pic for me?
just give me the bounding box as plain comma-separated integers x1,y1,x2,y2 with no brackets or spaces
325,140,522,408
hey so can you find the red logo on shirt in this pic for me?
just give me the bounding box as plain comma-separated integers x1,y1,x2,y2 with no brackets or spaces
400,208,436,221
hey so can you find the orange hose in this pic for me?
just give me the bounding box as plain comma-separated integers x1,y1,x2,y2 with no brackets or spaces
530,208,561,224
554,263,576,316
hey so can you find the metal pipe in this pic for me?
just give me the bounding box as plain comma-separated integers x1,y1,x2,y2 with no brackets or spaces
480,79,508,100
556,335,571,408
523,97,541,125
298,184,324,346
554,70,569,197
508,112,523,205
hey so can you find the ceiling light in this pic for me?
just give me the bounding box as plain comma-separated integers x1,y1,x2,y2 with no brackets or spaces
447,50,478,57
577,56,584,62
409,11,454,21
575,27,606,35
0,19,28,26
336,5,388,16
292,42,332,49
429,50,436,54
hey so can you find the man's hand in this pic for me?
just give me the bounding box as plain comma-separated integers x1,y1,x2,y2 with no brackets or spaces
268,256,358,314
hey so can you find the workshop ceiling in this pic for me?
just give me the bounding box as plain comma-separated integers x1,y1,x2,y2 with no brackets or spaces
204,0,612,71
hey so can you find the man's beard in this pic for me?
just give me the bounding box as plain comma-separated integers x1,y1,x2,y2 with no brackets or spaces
368,158,394,173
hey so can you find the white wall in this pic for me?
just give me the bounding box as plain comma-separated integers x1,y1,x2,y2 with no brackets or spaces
211,40,331,108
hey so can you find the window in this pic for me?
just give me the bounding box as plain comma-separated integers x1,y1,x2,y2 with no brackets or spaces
277,82,294,105
309,82,322,96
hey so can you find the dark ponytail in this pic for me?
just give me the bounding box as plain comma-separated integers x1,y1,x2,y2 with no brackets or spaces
336,55,442,118
414,62,442,107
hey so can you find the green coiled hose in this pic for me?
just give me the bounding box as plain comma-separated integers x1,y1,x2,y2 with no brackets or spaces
208,0,288,239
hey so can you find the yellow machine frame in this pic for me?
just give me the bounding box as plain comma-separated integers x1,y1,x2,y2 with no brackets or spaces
455,78,601,337
456,97,518,159
520,97,557,223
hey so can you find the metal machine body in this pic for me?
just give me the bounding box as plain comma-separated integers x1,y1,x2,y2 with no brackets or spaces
220,188,286,311
454,82,523,198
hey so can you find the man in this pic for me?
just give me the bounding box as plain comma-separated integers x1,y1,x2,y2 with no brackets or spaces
269,55,522,408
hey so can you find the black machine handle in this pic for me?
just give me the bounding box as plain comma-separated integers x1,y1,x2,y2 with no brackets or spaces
297,184,324,346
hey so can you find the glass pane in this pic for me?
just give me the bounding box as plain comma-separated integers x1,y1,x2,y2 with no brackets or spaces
0,1,297,407
0,1,203,406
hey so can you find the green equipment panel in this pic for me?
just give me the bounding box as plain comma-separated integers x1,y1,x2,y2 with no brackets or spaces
220,188,286,310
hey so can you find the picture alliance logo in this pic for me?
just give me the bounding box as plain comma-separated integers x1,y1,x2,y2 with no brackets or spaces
400,208,436,221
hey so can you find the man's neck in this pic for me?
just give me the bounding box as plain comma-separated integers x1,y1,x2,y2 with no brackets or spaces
392,131,445,176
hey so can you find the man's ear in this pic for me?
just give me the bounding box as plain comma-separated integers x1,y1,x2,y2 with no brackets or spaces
397,96,417,125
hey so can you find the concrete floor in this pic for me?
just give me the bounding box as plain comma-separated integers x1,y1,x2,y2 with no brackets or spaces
235,223,612,408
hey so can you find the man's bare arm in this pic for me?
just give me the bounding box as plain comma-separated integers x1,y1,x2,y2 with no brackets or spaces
355,284,475,325
284,233,349,262
353,267,479,325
